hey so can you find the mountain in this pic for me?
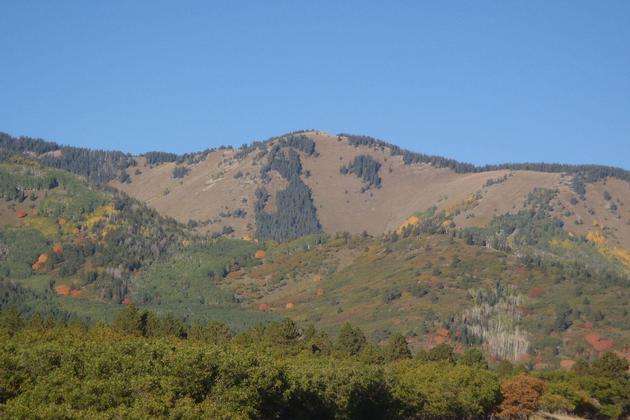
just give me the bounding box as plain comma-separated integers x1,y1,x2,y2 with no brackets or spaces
107,130,630,251
2,130,630,370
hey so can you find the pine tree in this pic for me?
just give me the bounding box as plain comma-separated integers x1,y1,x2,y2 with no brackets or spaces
383,333,411,362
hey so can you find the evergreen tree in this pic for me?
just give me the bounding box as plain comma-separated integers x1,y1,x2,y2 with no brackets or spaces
112,304,144,336
336,323,367,356
383,332,411,362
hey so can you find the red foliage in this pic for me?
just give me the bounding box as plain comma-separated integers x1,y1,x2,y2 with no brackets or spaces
258,303,270,311
121,297,133,305
529,287,544,298
70,289,84,298
15,210,27,218
52,244,64,255
55,285,71,296
586,333,614,352
584,321,593,330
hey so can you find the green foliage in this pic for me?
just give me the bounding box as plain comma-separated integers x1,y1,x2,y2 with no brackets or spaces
336,323,367,357
255,142,321,241
415,343,456,363
388,360,500,418
2,309,630,418
171,165,190,179
1,132,134,184
0,229,48,278
460,348,488,368
382,332,411,362
339,132,630,185
340,154,382,189
278,134,316,156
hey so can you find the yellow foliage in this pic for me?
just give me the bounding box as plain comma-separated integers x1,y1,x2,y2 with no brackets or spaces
242,235,252,241
397,216,420,233
85,204,117,230
441,220,454,229
586,231,607,245
613,248,630,270
550,238,576,250
24,217,58,238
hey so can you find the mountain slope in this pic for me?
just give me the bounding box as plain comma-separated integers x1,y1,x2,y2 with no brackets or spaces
2,129,630,369
108,131,630,252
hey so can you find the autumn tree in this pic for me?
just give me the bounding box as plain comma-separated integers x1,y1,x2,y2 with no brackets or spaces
498,374,546,418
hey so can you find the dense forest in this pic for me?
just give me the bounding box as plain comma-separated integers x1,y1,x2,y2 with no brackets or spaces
255,142,321,242
0,132,135,184
1,307,629,419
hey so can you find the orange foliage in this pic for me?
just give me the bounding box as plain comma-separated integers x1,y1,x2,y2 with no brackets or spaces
586,231,607,245
258,303,270,311
560,359,576,370
498,374,546,418
254,250,266,259
312,274,322,282
70,289,84,298
58,217,67,226
285,302,295,310
55,285,71,296
529,287,544,298
434,335,447,345
15,210,27,218
436,327,450,338
52,244,64,255
38,254,48,264
586,333,614,352
397,215,420,233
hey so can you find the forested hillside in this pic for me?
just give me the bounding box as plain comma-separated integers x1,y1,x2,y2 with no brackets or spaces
1,308,629,419
2,130,630,418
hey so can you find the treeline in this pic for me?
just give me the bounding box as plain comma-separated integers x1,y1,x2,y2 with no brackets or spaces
278,134,316,156
0,132,134,184
255,143,321,242
1,307,629,418
340,154,382,189
338,133,630,185
0,154,59,201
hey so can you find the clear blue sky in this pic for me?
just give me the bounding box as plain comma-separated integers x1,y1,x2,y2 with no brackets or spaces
1,1,629,168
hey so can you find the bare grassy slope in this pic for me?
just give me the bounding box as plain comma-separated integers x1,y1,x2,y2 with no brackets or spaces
111,131,630,249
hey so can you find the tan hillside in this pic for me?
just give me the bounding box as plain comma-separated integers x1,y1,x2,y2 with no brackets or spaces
110,131,630,250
